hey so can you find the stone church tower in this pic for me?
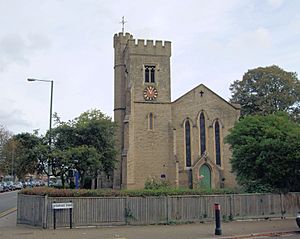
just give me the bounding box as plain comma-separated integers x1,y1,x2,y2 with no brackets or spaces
113,32,240,190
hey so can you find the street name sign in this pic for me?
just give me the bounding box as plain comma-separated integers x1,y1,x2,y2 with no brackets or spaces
52,202,73,209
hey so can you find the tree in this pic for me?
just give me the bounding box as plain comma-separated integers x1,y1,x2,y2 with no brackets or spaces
0,125,12,175
51,109,116,188
0,132,45,180
12,133,44,179
230,65,300,121
65,146,100,188
225,112,300,192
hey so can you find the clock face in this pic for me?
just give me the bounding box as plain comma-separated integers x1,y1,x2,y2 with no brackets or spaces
143,86,158,101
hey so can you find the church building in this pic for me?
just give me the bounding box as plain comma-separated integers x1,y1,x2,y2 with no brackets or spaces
113,32,240,190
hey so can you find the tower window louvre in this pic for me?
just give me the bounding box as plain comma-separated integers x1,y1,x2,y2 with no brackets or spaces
150,67,155,83
145,65,155,83
145,67,150,82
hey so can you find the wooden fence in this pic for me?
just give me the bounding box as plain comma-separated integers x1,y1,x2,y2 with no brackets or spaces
17,193,300,228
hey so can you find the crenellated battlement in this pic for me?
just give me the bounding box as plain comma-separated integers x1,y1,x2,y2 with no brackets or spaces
114,32,171,56
126,38,171,56
114,32,133,48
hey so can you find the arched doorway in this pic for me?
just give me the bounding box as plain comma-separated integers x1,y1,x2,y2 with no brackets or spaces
199,164,211,189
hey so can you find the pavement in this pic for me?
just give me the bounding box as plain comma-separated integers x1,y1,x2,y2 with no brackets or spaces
0,210,299,239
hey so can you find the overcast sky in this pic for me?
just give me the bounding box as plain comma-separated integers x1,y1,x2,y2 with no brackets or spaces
0,0,299,135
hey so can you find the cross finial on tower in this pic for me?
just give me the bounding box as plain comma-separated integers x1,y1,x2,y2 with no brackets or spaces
120,16,126,34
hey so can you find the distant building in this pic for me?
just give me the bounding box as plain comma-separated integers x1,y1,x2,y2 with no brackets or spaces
113,32,240,189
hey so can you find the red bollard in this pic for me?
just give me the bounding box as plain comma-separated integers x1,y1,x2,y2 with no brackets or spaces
215,203,222,235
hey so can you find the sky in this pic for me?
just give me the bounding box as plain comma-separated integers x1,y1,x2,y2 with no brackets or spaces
0,0,299,135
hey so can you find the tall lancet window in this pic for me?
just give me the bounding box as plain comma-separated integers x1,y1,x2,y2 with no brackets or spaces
185,120,192,167
215,120,221,166
148,113,154,130
150,67,155,83
200,112,206,155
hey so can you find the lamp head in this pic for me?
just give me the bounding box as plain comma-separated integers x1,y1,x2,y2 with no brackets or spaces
27,78,36,82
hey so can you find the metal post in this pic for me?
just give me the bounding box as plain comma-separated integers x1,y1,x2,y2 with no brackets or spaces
27,78,54,186
69,201,72,229
215,203,222,235
48,80,53,187
53,201,56,230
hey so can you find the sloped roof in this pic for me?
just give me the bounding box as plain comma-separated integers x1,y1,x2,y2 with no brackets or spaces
172,83,241,110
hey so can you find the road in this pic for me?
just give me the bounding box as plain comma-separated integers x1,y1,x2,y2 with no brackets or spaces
0,191,17,214
279,232,300,238
248,232,300,238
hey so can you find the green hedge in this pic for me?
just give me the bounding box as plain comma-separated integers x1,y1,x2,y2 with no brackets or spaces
19,187,239,197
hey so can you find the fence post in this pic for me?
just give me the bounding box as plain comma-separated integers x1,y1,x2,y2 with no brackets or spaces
43,195,48,229
280,193,285,219
166,196,169,224
16,194,20,224
124,196,129,225
229,194,234,221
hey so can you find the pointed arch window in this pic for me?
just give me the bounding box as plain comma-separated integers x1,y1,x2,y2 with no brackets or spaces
150,67,155,83
145,65,155,83
215,120,221,166
199,112,206,155
185,120,191,167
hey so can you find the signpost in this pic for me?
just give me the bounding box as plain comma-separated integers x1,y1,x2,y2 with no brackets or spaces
52,202,74,229
52,202,73,209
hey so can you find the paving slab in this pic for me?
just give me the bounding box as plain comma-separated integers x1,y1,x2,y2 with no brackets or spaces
0,212,298,239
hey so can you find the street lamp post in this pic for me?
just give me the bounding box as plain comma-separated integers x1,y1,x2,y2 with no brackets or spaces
27,78,54,186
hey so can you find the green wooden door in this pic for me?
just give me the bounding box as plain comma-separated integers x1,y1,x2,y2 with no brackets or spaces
199,164,211,189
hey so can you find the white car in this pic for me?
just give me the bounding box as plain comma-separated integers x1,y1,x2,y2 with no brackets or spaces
0,183,4,192
296,212,300,228
13,182,23,190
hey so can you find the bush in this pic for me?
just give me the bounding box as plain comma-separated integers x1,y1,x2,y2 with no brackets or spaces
19,186,239,197
144,178,172,190
243,182,275,193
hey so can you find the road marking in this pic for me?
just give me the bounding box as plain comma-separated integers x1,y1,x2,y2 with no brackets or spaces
0,207,17,218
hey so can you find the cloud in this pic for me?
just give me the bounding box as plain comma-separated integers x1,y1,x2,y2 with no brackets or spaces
0,108,30,131
0,33,51,72
228,27,272,52
267,0,284,8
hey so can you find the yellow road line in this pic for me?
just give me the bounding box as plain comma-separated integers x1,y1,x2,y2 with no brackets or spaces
0,207,17,218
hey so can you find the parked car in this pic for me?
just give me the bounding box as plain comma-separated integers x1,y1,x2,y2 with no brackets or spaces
296,212,300,228
13,182,23,190
6,181,15,190
1,182,10,191
0,183,4,192
23,181,32,188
